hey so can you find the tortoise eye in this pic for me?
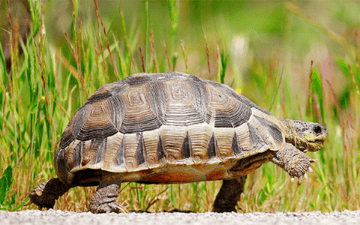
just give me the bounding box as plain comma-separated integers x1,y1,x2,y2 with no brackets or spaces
313,125,322,134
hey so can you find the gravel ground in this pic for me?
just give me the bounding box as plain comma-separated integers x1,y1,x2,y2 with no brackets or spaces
2,210,360,225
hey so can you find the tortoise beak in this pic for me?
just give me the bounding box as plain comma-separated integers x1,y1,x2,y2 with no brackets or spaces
307,135,327,152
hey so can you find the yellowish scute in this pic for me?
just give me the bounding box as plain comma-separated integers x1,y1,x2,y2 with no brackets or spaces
187,123,213,163
213,127,236,160
234,123,252,155
103,132,125,172
124,133,141,171
65,140,80,171
143,129,162,168
159,125,188,164
250,108,286,150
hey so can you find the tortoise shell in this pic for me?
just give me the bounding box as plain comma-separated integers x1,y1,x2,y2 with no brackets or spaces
55,72,285,186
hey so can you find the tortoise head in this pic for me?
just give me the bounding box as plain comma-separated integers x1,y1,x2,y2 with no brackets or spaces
281,119,328,152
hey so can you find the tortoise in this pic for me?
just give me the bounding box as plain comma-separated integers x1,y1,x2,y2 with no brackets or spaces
29,72,328,213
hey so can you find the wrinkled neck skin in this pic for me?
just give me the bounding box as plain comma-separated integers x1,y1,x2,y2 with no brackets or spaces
281,119,310,151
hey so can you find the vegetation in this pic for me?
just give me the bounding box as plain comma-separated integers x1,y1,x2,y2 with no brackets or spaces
0,0,359,213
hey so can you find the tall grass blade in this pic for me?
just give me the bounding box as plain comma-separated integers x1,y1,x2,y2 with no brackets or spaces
180,41,188,73
28,0,41,37
348,64,360,95
119,7,136,74
163,41,173,71
70,0,79,39
11,197,30,212
106,4,121,35
204,31,211,77
150,31,158,73
311,68,325,124
168,0,179,69
336,60,360,95
0,44,5,77
145,0,149,72
219,49,229,84
269,65,284,112
0,166,12,208
114,37,126,79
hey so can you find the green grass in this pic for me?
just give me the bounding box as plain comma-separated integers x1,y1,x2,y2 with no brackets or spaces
1,0,360,213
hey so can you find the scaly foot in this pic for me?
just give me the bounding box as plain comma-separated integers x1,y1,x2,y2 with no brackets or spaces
29,178,70,209
271,143,316,183
89,176,128,213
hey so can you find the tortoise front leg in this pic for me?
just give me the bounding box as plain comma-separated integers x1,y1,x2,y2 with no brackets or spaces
29,178,70,209
271,143,315,180
90,174,128,213
213,176,247,212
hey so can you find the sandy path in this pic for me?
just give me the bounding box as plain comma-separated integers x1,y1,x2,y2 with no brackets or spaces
1,210,360,225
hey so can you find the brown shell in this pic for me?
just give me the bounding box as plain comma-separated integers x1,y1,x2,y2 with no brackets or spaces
55,72,285,186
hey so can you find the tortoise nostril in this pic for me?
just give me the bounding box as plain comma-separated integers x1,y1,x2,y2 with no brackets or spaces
313,125,322,134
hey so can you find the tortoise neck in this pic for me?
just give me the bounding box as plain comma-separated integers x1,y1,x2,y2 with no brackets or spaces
281,119,309,150
281,119,298,147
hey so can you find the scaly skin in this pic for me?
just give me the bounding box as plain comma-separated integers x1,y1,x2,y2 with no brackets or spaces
213,176,247,212
89,174,128,213
270,143,315,179
282,119,328,151
29,178,70,209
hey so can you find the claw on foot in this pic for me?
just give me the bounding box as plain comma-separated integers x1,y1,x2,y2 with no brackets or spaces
272,144,320,182
308,167,314,173
291,174,308,184
298,176,303,184
90,202,128,214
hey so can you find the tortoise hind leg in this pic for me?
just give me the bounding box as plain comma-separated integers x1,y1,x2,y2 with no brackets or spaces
29,178,70,209
213,176,247,212
90,174,128,213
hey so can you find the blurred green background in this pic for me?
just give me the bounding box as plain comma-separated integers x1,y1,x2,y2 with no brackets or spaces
41,0,360,108
2,0,359,96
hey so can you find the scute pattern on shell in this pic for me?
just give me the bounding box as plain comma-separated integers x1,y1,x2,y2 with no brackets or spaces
56,72,285,185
